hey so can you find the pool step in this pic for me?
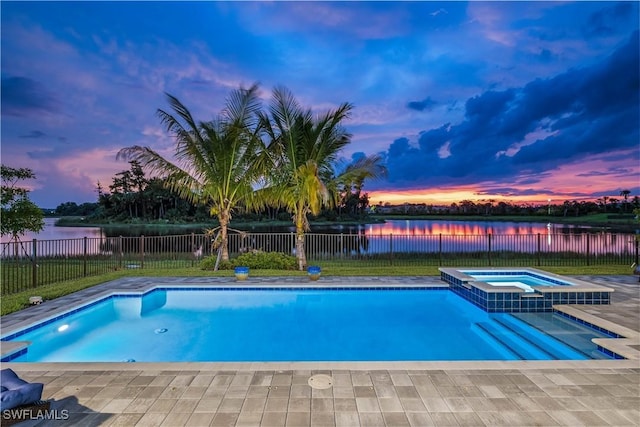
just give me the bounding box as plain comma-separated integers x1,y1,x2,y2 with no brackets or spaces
474,322,557,360
491,314,587,360
508,312,611,360
470,323,522,360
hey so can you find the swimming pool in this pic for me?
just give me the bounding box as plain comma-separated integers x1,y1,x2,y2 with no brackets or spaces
1,287,615,362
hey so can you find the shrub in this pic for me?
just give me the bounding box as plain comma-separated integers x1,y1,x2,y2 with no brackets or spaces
200,255,221,270
200,250,297,270
277,212,291,221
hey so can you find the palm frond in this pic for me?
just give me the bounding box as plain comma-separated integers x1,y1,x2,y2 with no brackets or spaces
223,83,262,130
342,154,388,181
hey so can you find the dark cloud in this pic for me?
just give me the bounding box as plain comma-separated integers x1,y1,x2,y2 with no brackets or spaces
349,151,366,162
17,130,69,144
387,137,413,159
474,187,545,197
1,76,60,117
26,145,76,159
417,124,450,152
375,31,639,191
583,2,634,38
19,130,46,139
576,170,610,178
513,32,639,164
538,49,554,63
514,175,551,186
407,97,437,112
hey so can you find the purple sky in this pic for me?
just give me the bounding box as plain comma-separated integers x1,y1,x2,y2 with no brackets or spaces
1,1,638,208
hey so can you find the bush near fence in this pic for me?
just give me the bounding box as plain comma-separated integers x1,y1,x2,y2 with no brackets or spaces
1,232,637,295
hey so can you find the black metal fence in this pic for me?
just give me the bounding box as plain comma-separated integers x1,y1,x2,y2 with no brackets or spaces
1,232,637,295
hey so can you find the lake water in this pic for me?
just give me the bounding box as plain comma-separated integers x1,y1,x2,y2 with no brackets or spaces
0,217,615,243
0,217,105,243
1,217,634,257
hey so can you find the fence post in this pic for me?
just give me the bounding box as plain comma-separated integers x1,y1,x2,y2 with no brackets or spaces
340,233,344,259
536,233,541,266
118,236,123,269
487,234,492,266
586,234,590,266
635,236,639,267
389,233,393,266
31,239,37,288
83,237,88,277
140,235,145,269
191,233,196,267
439,233,442,266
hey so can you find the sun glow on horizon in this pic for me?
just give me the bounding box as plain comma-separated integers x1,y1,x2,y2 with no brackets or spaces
367,188,593,206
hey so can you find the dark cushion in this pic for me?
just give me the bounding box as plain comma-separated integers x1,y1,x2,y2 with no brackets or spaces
0,369,44,411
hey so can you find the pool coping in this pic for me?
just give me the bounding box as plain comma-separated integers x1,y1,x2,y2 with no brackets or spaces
2,276,639,365
3,358,640,371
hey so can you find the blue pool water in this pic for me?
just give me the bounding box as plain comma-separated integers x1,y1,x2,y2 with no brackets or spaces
462,271,571,293
4,288,612,362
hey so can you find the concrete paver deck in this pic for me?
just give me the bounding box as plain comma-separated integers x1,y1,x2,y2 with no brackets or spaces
2,275,639,426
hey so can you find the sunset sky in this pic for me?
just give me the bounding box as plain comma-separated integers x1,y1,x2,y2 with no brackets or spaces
1,1,638,208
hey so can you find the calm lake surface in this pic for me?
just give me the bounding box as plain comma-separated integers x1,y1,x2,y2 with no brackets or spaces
2,218,635,254
0,218,105,243
1,217,624,244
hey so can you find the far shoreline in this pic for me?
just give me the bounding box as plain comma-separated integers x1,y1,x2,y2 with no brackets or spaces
52,213,638,233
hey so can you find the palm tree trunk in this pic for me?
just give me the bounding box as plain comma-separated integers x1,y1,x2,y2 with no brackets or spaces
219,212,230,261
295,228,306,271
295,214,307,271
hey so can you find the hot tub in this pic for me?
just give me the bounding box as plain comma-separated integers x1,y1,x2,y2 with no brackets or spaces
439,267,614,313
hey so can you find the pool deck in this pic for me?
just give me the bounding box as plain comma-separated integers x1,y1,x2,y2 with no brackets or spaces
1,275,639,426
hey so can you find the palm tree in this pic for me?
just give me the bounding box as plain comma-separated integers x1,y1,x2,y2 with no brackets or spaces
620,189,631,213
336,154,387,217
117,84,263,262
258,86,386,270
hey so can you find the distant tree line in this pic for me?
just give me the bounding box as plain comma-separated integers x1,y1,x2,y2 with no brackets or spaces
374,193,640,217
53,160,375,224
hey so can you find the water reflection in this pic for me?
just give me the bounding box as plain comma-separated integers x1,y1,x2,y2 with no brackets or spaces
2,218,613,242
0,218,104,243
348,221,634,256
363,220,572,236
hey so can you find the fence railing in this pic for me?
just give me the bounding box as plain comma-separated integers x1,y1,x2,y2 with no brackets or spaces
2,232,638,295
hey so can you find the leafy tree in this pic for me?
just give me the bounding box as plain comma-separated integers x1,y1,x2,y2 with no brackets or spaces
55,201,99,217
1,165,44,241
258,87,386,270
108,161,148,219
118,84,263,261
